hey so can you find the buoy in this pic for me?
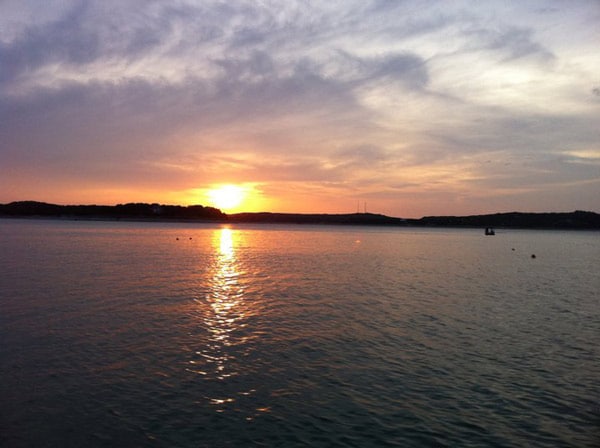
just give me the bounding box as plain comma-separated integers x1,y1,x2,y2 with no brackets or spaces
176,237,179,241
531,254,536,259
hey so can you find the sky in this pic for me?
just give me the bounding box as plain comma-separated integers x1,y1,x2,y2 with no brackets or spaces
1,0,599,218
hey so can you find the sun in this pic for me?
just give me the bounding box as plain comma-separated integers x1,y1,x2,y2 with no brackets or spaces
207,184,246,211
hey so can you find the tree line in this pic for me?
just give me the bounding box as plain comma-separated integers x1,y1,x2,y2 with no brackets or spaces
0,201,226,220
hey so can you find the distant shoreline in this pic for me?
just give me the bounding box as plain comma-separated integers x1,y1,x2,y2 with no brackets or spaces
1,201,599,230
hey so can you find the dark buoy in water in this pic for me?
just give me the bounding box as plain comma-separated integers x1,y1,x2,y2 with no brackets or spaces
531,254,536,259
176,237,179,241
512,248,515,251
189,237,192,240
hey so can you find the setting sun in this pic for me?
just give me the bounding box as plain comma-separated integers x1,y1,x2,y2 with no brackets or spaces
208,185,246,211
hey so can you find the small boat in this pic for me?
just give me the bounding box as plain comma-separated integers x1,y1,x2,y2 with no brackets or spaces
485,227,495,236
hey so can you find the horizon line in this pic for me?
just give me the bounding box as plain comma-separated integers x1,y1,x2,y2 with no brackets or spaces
1,199,598,221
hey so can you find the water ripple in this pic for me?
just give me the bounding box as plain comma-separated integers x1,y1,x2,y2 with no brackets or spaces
1,221,598,447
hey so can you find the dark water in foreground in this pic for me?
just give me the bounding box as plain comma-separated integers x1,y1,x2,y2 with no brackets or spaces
1,219,598,447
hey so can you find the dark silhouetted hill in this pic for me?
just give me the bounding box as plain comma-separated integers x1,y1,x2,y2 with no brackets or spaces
409,211,600,229
227,212,406,226
0,201,226,221
1,202,598,229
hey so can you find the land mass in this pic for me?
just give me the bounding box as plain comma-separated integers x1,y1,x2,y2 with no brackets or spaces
1,201,599,229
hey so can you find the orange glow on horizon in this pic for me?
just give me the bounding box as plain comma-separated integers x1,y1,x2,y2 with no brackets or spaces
208,184,246,211
181,183,271,214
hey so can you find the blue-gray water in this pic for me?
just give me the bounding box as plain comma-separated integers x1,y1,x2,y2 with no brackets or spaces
1,219,598,447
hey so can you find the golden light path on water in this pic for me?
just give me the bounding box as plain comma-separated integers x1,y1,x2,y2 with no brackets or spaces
187,227,271,416
202,227,244,381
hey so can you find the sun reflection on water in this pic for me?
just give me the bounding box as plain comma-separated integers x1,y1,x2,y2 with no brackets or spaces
219,227,234,258
204,227,245,379
188,227,271,415
189,227,252,383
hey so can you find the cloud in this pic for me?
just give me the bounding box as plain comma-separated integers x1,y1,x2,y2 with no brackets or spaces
0,54,373,190
1,0,598,215
478,26,555,62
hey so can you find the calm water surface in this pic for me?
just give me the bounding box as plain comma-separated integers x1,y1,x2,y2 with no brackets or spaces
0,219,598,447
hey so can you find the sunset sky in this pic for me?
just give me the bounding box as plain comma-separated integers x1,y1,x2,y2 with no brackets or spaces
1,1,599,217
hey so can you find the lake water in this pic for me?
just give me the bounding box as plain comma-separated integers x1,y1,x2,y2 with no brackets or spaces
0,219,598,447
